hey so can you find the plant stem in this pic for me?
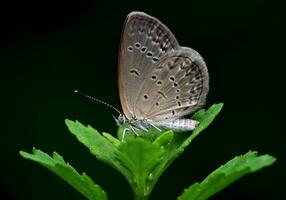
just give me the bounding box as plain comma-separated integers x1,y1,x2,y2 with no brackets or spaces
133,177,150,200
134,194,149,200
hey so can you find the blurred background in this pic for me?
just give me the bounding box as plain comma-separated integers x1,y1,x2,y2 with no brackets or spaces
1,0,285,199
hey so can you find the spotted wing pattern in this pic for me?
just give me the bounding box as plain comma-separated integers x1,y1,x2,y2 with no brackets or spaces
134,47,209,122
118,12,180,119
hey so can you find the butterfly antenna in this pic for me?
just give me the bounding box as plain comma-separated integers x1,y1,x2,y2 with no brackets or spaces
73,90,121,115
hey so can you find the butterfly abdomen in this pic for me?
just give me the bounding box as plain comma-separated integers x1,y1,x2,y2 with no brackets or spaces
158,118,199,132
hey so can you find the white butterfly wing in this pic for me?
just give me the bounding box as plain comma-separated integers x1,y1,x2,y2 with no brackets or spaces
134,47,209,122
118,12,180,119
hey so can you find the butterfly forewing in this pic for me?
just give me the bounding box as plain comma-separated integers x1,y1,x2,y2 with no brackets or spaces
135,47,209,122
118,12,180,119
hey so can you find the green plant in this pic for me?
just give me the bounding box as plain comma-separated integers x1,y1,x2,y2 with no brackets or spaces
20,103,276,200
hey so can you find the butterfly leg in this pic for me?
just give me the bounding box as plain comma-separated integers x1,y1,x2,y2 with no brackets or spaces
149,122,162,132
138,124,148,132
122,126,141,141
121,128,129,142
130,126,140,136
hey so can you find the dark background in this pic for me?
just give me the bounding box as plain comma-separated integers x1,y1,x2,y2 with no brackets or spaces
1,0,285,199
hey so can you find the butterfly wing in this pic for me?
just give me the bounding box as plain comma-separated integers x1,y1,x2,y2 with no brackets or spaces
118,12,180,119
134,47,209,122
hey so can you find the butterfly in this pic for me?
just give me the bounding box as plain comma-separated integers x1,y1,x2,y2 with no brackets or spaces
115,11,209,135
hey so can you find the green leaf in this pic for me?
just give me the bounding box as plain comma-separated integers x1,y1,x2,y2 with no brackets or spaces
65,120,169,199
65,119,118,164
149,103,224,192
117,138,165,198
171,103,224,161
179,103,224,151
20,103,276,200
65,119,131,180
153,130,174,147
63,104,224,199
102,132,120,147
177,151,276,200
20,148,107,200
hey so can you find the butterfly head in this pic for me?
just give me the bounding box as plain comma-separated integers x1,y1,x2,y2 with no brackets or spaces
115,113,127,126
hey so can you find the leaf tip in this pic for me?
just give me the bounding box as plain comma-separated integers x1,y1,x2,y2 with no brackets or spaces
65,119,73,126
217,102,224,107
213,102,224,111
19,150,27,157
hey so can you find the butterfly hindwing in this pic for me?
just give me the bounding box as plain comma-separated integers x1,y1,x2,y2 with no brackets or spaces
134,47,209,122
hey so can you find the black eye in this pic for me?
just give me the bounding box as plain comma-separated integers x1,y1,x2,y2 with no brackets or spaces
172,110,175,115
173,82,178,87
143,94,149,100
151,75,157,80
177,101,182,107
176,95,179,99
152,57,159,62
135,42,141,48
155,102,160,106
157,80,162,85
169,76,175,81
146,51,153,57
127,46,133,51
141,46,147,52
